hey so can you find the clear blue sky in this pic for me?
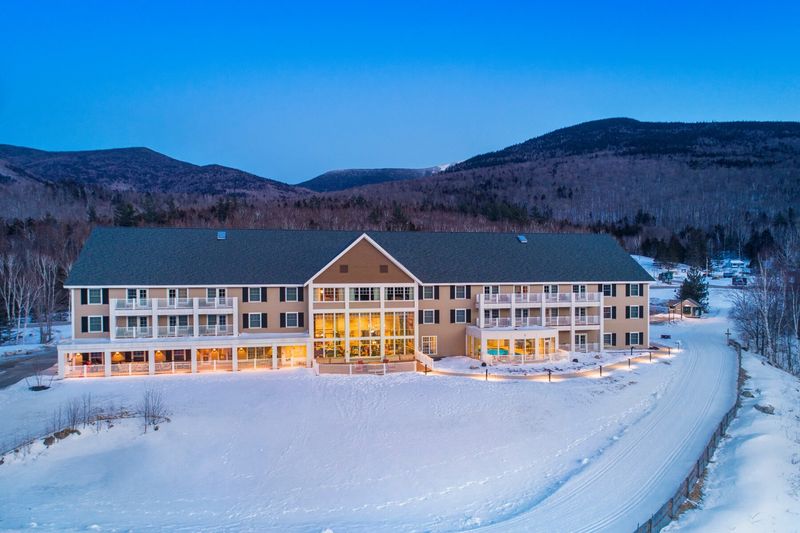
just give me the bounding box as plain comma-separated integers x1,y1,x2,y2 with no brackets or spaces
1,1,799,183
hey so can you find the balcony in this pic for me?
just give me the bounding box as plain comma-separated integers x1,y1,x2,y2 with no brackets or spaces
113,298,152,311
157,326,193,338
543,293,572,304
481,317,544,328
545,316,572,327
198,324,233,336
574,315,601,326
155,298,193,310
478,292,601,307
115,326,153,339
197,297,235,310
513,293,543,304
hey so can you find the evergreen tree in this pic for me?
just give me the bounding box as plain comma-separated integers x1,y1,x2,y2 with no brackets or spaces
113,202,138,227
678,266,709,311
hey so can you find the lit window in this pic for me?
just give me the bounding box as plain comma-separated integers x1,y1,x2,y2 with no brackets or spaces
421,336,437,355
385,287,413,301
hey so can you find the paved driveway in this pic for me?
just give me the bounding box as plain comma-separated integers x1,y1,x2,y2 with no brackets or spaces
0,347,57,389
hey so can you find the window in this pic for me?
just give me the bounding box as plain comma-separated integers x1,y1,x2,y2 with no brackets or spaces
88,316,103,333
248,313,262,328
87,288,103,305
572,284,586,294
422,310,436,324
627,305,641,319
603,306,617,320
422,286,435,300
339,264,349,273
454,309,468,324
514,285,531,294
421,336,438,355
168,288,188,301
379,264,389,273
349,287,380,301
544,285,559,294
385,312,414,337
626,332,643,345
285,287,299,302
207,288,226,299
574,307,587,318
603,333,617,346
314,313,345,338
385,287,413,301
483,285,499,295
248,287,262,302
484,309,500,319
515,308,529,318
315,287,344,302
627,283,641,297
601,284,615,297
284,312,299,328
127,288,148,300
453,285,467,299
168,315,188,327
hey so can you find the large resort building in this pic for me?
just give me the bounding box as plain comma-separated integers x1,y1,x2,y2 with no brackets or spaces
58,228,653,378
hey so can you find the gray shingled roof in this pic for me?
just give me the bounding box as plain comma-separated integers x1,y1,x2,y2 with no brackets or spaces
65,227,653,286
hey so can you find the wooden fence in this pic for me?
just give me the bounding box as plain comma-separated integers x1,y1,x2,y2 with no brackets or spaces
633,339,744,533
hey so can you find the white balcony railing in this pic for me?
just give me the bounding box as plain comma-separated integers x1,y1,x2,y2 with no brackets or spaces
545,316,572,326
479,292,600,306
157,326,192,338
197,297,235,309
574,292,602,303
113,298,152,311
155,298,193,310
574,315,601,326
480,293,513,304
198,324,233,336
514,317,543,327
483,317,513,328
115,326,153,339
513,293,543,304
560,342,601,353
543,293,572,303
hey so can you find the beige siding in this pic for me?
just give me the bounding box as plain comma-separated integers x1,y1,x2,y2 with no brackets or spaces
313,239,414,284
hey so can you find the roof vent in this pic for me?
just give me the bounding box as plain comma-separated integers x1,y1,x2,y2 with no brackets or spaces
216,231,227,241
517,234,528,243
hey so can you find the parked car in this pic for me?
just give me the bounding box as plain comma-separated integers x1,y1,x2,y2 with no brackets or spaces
722,270,734,278
732,276,748,286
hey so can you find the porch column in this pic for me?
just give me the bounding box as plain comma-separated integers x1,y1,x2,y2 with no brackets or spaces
570,294,576,353
232,346,238,371
190,347,197,373
192,298,200,337
148,348,155,375
480,336,488,363
57,349,66,379
306,340,313,367
271,344,278,369
151,299,158,339
104,350,112,377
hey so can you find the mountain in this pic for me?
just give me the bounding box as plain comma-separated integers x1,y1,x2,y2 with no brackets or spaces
0,144,300,197
298,167,441,192
334,118,800,239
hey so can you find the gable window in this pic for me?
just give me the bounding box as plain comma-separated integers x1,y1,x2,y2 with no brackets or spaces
379,264,389,273
87,289,103,305
483,285,499,295
339,264,349,273
385,287,413,301
421,336,438,356
422,286,435,300
248,287,262,302
88,316,103,333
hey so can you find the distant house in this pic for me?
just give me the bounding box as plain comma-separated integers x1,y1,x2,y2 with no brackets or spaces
657,271,674,284
668,298,702,318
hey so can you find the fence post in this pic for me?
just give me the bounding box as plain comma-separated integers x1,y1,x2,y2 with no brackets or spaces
548,369,551,382
649,351,652,362
628,358,631,369
599,365,603,377
485,369,488,381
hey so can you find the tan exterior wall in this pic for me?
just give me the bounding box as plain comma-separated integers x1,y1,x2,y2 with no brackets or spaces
72,288,110,339
417,284,479,356
602,283,650,347
313,239,414,284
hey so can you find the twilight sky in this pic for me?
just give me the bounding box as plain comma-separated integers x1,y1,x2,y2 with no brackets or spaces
1,1,799,183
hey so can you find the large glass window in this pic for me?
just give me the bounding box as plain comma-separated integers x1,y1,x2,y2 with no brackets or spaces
350,339,381,358
349,313,381,338
384,312,413,337
349,287,380,301
313,313,345,339
314,341,344,358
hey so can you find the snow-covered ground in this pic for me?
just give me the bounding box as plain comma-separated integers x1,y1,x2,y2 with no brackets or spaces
0,324,71,357
668,350,800,532
0,290,738,532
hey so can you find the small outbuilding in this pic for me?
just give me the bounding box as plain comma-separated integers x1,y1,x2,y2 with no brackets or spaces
668,298,703,318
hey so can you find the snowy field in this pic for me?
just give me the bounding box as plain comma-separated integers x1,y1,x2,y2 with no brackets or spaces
0,324,71,357
0,291,738,532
